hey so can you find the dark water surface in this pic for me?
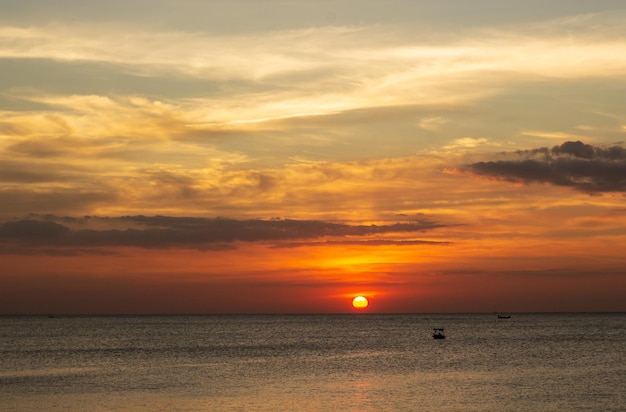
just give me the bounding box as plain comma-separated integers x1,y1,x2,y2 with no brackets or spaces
1,313,624,411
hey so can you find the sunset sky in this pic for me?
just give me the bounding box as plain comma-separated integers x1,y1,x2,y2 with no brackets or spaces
1,0,625,314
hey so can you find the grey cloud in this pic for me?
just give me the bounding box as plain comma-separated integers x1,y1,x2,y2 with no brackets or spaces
0,188,115,216
0,161,67,183
0,158,106,183
466,141,626,193
552,140,595,159
0,219,70,239
0,215,447,252
8,139,73,158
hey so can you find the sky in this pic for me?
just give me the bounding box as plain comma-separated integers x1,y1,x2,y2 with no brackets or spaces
1,0,625,314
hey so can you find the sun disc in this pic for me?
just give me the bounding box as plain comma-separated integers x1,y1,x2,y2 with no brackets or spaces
352,296,369,309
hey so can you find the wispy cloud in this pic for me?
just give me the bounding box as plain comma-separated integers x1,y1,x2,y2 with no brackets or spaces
443,137,495,151
3,11,626,124
273,239,452,249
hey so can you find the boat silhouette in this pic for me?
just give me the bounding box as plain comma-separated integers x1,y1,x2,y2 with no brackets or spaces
432,328,445,339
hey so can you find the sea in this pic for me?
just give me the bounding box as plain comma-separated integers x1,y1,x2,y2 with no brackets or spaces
1,313,624,411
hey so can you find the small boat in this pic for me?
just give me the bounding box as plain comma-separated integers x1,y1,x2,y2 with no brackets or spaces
432,328,445,339
497,314,511,319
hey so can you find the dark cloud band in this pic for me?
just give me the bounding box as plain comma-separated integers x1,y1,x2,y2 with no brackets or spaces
466,141,626,193
0,215,447,251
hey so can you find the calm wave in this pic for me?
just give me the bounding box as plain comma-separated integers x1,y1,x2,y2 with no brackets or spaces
1,313,624,411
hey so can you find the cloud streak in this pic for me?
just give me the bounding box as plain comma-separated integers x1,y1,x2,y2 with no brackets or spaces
3,10,626,125
272,239,452,249
466,141,626,193
0,215,447,253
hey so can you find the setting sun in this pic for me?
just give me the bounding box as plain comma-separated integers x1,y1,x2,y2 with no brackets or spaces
352,296,369,309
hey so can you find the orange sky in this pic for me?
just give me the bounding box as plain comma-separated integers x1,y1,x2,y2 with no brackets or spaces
1,1,626,313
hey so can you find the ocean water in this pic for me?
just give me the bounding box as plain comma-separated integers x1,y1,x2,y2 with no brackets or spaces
1,313,624,411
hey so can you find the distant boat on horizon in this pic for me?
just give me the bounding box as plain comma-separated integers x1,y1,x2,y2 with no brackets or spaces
432,328,445,339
